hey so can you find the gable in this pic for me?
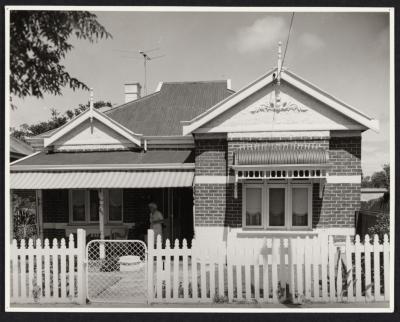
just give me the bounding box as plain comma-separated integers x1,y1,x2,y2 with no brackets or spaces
43,108,142,151
182,69,379,135
196,81,368,133
52,118,137,151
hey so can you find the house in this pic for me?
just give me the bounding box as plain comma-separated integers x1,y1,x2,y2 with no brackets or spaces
10,135,34,162
10,46,379,245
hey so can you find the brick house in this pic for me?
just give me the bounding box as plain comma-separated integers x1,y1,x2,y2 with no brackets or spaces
10,54,379,245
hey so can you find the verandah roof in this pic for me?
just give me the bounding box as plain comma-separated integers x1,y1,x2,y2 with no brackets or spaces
10,149,195,189
11,170,194,189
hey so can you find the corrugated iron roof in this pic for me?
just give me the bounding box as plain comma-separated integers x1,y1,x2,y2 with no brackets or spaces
10,170,194,189
10,136,34,156
105,81,234,136
12,150,194,167
235,147,328,166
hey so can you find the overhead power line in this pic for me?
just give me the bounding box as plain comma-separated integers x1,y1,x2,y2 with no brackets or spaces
280,12,295,77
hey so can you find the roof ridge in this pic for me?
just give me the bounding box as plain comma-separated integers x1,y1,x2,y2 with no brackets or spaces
162,80,228,84
105,91,160,114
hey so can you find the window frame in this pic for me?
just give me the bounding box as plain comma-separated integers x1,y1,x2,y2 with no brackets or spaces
242,184,265,229
69,189,88,224
107,189,124,223
266,183,288,229
241,181,313,231
69,189,124,224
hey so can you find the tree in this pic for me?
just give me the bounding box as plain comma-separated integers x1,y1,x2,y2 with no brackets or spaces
10,11,111,101
361,164,390,189
10,100,113,138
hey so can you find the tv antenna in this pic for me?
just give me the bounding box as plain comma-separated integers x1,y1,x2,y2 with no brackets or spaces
139,48,165,95
113,47,165,96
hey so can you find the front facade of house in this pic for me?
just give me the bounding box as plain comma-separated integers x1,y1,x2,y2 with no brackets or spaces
10,62,379,245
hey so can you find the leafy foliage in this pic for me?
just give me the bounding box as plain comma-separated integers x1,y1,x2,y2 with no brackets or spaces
361,164,390,189
12,193,37,241
368,211,390,242
10,11,111,101
10,100,112,139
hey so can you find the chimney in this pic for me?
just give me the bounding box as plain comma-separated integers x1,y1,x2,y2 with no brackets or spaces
124,82,142,103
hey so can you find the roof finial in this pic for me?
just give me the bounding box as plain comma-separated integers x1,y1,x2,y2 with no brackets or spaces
277,41,282,78
89,88,94,111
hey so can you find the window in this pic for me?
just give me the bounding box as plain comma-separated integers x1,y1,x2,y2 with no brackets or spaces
69,189,124,223
89,190,100,222
243,186,263,227
71,190,86,222
292,187,309,227
242,182,312,230
268,187,286,227
108,189,123,222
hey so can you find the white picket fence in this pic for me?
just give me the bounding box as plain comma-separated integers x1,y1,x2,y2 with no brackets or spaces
10,229,86,304
226,233,390,303
10,229,390,305
148,230,390,304
147,230,227,303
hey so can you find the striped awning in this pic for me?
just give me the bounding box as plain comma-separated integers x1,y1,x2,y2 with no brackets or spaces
235,147,328,166
10,170,194,189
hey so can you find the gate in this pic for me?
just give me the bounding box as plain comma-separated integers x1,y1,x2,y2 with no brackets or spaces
86,240,147,303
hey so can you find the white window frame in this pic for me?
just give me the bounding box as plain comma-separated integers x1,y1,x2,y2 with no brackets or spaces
242,184,265,229
266,183,288,229
242,181,313,231
69,189,88,224
107,189,124,223
289,183,313,230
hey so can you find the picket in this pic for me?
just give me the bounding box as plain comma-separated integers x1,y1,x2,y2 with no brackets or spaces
383,235,389,301
354,235,362,301
373,234,381,301
364,235,372,301
182,239,189,299
173,239,179,299
328,236,335,301
10,229,85,304
345,235,354,301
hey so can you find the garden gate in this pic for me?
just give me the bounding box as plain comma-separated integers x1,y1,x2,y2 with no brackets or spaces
86,240,147,303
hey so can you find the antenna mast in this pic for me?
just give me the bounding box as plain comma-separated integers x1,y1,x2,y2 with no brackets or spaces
139,48,165,96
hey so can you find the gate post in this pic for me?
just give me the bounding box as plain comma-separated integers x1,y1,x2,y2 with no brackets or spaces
77,229,87,305
147,229,154,303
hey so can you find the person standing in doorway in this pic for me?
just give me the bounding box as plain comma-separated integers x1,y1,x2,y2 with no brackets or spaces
148,202,164,243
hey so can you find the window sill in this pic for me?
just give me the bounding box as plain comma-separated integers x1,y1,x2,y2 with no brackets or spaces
237,229,317,238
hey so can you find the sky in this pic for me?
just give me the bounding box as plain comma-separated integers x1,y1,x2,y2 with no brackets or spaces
10,10,390,176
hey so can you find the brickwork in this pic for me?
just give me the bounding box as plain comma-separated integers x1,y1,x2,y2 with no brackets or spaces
313,183,360,229
195,137,227,176
329,136,362,175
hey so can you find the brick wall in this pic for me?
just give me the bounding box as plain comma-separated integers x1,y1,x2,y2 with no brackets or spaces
313,182,360,228
194,135,361,231
329,136,361,175
42,189,69,223
195,137,227,176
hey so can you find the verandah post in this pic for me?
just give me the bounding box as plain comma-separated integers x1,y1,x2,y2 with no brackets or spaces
77,228,87,305
98,189,105,259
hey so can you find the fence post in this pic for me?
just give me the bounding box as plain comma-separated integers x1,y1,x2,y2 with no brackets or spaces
147,229,154,303
77,229,86,305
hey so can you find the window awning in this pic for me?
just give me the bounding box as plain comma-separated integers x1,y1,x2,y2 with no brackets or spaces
231,147,330,198
235,147,329,166
10,170,194,189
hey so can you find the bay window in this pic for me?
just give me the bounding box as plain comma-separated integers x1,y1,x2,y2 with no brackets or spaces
242,182,312,230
